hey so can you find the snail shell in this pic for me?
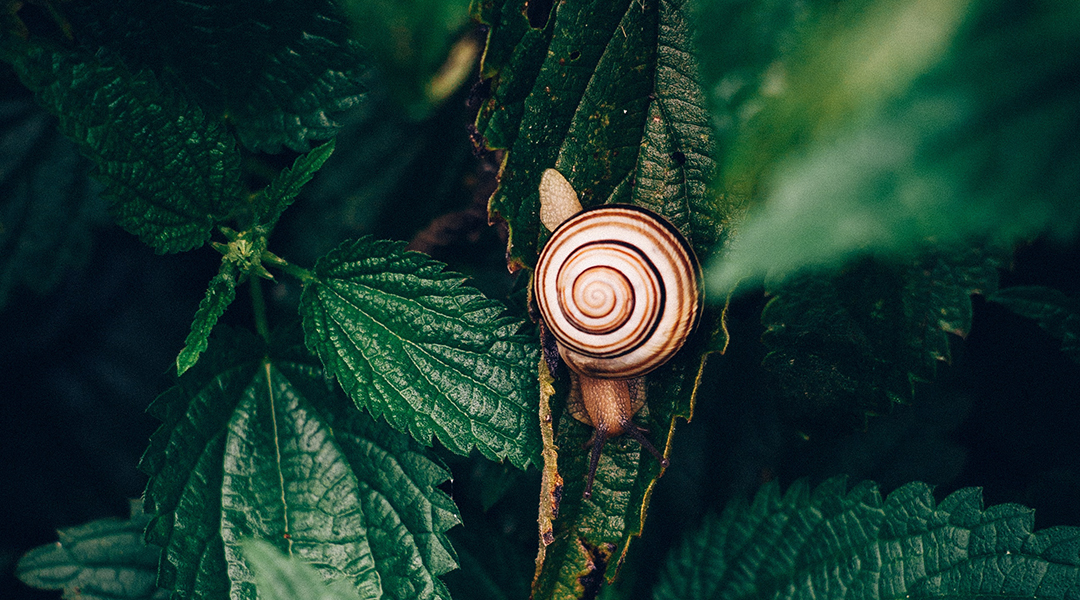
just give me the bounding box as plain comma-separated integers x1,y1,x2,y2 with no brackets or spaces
532,169,703,498
534,204,702,379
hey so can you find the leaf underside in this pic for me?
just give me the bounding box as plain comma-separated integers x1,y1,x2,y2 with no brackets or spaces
241,539,368,600
654,476,1080,600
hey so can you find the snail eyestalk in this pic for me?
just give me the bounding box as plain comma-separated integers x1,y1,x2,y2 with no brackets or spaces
581,413,669,500
577,375,669,499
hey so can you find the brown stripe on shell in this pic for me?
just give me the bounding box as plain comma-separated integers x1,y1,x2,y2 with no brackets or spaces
534,205,702,379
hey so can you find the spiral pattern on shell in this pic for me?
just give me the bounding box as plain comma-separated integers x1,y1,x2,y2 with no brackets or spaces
534,205,702,379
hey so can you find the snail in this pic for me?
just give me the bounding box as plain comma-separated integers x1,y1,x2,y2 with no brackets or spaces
533,168,702,498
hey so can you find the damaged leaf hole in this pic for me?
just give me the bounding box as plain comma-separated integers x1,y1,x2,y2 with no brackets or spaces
526,0,554,28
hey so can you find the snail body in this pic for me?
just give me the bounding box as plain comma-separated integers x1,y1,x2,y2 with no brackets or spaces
533,169,702,498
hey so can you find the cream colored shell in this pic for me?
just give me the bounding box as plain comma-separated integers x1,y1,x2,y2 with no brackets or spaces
534,204,702,379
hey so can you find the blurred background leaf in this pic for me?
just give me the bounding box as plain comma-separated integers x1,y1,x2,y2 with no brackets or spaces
990,286,1080,363
0,95,107,310
338,0,478,116
65,0,373,153
701,0,1080,293
761,244,1002,432
16,501,166,600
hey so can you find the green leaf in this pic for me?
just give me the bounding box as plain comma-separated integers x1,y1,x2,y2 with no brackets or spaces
702,0,1080,293
654,476,1080,600
176,264,239,376
15,500,167,600
532,310,725,600
299,236,541,469
0,98,108,310
990,286,1080,363
474,0,733,270
64,0,371,153
474,0,730,591
255,139,336,227
240,539,368,600
141,327,460,600
5,42,242,253
633,0,730,257
761,246,1001,429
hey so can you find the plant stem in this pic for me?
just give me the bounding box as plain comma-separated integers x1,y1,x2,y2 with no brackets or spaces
251,277,271,343
262,250,314,283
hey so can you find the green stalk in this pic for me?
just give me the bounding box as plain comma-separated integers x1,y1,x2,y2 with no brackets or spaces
250,277,270,343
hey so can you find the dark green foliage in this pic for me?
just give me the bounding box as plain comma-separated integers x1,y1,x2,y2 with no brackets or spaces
473,0,730,590
254,139,336,229
299,236,542,469
655,477,1080,600
762,246,1003,427
0,98,107,308
5,42,242,254
991,286,1080,362
474,0,734,270
702,0,1080,291
15,501,167,600
176,265,238,376
4,0,1080,599
140,328,460,600
64,0,371,153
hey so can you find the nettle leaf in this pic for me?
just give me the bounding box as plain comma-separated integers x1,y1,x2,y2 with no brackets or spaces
991,286,1080,363
534,311,723,599
6,43,242,254
0,97,107,309
140,328,460,600
762,246,1002,430
16,500,166,600
474,0,733,270
299,237,541,469
241,540,367,600
654,477,1080,600
703,0,1080,293
474,0,730,592
176,264,238,376
255,139,336,228
65,0,371,153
